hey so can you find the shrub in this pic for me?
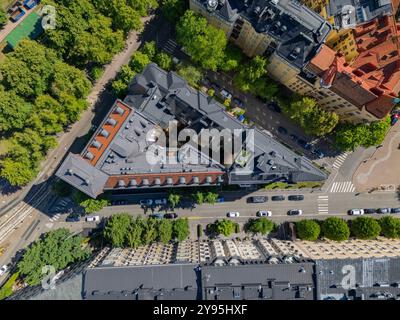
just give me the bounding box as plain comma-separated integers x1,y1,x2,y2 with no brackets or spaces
296,220,321,241
351,217,381,239
322,217,350,241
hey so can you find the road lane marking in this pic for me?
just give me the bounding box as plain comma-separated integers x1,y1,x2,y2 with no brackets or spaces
330,181,355,193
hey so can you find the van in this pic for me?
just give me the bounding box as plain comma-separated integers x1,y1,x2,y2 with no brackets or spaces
86,215,100,222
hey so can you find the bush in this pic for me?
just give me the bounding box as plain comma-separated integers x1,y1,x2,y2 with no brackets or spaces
296,220,321,241
380,216,400,238
322,217,350,241
73,191,109,214
0,272,19,300
172,218,190,242
351,217,381,239
214,219,236,237
90,66,104,81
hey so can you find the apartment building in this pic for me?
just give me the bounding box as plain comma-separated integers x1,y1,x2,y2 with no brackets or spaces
190,0,400,123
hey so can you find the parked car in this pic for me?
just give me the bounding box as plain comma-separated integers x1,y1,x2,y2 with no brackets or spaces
227,211,240,218
271,195,285,201
86,215,100,222
267,101,281,113
297,139,312,150
154,198,167,205
278,126,288,135
312,148,325,159
391,208,400,214
211,82,221,91
164,213,178,219
289,134,298,142
216,197,225,203
257,210,272,217
233,97,244,108
0,265,8,277
288,195,304,201
220,89,233,100
364,208,377,214
348,209,364,215
149,213,164,219
140,199,153,206
249,196,268,203
378,208,391,214
111,200,128,206
172,57,180,65
66,214,80,222
288,209,303,216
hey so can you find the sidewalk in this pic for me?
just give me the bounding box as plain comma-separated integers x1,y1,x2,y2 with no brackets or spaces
353,121,400,192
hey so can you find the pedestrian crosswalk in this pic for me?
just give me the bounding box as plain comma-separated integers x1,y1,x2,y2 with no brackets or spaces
317,195,329,214
49,213,61,222
332,152,350,169
161,39,178,56
329,181,356,193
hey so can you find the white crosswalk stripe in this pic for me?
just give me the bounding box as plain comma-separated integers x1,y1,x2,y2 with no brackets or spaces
332,152,350,169
49,213,61,222
329,181,356,193
317,195,329,214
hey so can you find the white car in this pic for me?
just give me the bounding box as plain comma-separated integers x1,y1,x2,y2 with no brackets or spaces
86,215,100,222
154,199,167,205
140,199,153,206
227,211,240,218
220,89,233,100
257,211,272,217
0,265,8,277
348,209,364,215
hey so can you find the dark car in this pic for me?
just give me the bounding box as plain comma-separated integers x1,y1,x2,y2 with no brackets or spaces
312,148,325,159
287,209,303,216
364,208,377,214
164,213,178,219
278,126,288,135
211,82,221,91
271,195,285,201
66,214,80,222
391,208,400,214
297,139,312,150
378,208,391,214
249,196,268,203
149,213,164,219
289,134,298,142
288,195,304,201
233,97,244,108
267,102,281,113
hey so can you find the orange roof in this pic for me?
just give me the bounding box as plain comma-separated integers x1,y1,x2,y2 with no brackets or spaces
309,45,336,73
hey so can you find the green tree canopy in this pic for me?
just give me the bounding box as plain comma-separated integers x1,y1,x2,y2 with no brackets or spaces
103,213,132,247
176,10,227,71
157,219,173,244
214,219,236,237
154,52,173,71
204,192,218,205
0,87,32,133
126,217,144,248
245,218,275,235
322,217,350,241
142,218,158,245
296,220,321,241
0,7,7,27
177,65,203,87
168,192,181,209
234,56,268,92
161,0,186,23
18,228,90,286
351,217,381,239
73,191,109,214
172,218,190,241
380,216,400,238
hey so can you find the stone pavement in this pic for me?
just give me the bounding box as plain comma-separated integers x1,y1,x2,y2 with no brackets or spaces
353,121,400,192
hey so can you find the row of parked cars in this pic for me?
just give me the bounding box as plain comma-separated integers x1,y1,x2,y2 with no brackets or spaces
348,208,400,215
248,195,304,202
227,209,302,218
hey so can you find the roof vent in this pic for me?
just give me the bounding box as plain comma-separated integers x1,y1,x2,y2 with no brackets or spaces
154,178,161,185
217,176,224,183
205,176,213,184
192,176,200,184
85,151,94,160
179,177,186,185
166,177,174,185
92,140,102,149
67,169,74,175
114,106,124,115
129,179,137,186
117,180,126,188
100,129,110,138
207,0,218,11
107,118,117,126
142,179,149,186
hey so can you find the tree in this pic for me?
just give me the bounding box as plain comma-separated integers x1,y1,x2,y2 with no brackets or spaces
0,158,37,186
0,8,7,28
380,216,400,238
141,41,157,60
142,218,158,245
18,228,90,286
157,219,173,244
220,45,243,72
214,219,236,237
161,0,186,23
296,220,321,241
112,65,136,97
129,51,151,73
0,87,32,133
193,191,204,205
168,192,181,209
126,217,144,248
284,97,338,137
351,217,381,239
129,0,159,16
73,191,109,214
245,218,275,235
234,56,268,92
154,52,173,71
172,218,190,241
204,192,218,205
176,10,227,71
177,65,202,87
103,214,132,247
322,217,350,241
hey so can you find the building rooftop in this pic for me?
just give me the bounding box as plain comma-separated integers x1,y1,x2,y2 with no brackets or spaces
57,64,326,198
195,0,332,69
